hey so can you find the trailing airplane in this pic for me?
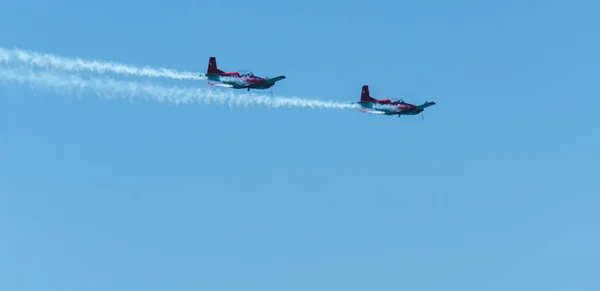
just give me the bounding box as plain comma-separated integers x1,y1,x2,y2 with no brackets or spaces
356,85,435,118
204,57,286,91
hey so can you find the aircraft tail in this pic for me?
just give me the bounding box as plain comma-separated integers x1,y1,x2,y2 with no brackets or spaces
360,85,377,102
207,57,224,75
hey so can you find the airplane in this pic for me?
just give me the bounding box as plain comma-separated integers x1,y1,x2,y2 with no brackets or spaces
356,85,436,118
204,57,286,91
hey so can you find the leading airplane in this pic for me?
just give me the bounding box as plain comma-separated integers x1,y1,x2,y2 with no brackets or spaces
204,57,286,91
356,85,436,118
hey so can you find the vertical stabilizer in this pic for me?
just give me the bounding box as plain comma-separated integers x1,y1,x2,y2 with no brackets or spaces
207,57,224,75
360,85,377,102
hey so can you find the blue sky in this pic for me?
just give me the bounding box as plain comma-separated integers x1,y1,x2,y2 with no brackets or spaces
1,0,599,290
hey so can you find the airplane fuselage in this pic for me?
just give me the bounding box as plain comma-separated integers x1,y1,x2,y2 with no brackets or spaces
359,102,423,115
356,85,435,118
205,57,285,90
207,73,283,89
206,74,270,88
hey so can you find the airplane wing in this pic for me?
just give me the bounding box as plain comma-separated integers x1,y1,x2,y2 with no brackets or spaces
415,101,436,110
359,109,386,115
207,82,234,88
247,76,287,87
264,76,286,84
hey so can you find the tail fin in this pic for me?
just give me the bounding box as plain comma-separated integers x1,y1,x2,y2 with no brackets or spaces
207,57,224,75
360,85,377,102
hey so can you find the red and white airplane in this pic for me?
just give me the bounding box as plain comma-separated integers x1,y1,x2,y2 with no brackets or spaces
356,85,436,118
205,57,286,91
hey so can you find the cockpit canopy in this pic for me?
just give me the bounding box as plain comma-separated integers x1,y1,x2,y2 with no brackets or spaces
238,70,255,77
393,98,405,103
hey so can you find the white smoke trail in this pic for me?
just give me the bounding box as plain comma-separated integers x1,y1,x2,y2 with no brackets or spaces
0,67,360,110
0,47,207,81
